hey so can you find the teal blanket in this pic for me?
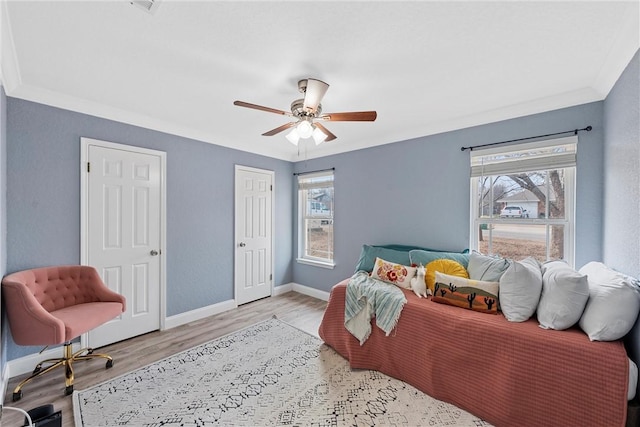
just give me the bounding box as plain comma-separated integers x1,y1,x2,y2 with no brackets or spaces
344,271,407,345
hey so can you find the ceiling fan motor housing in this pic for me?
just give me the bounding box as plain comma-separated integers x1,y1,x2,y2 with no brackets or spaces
291,99,321,118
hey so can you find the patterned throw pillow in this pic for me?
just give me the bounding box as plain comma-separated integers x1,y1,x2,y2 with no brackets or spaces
432,272,500,314
371,257,417,289
425,259,469,295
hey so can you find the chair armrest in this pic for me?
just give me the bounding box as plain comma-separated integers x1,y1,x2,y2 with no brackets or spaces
1,282,66,345
85,268,127,312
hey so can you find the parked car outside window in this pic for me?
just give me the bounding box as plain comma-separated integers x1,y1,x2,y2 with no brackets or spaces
500,206,529,218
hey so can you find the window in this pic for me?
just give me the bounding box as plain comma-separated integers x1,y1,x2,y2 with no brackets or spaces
297,170,334,267
469,136,577,265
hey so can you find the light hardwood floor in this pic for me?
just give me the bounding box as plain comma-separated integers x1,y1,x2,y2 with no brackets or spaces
1,291,327,427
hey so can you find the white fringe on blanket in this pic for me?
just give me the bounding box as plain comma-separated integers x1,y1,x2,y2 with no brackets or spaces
344,271,407,345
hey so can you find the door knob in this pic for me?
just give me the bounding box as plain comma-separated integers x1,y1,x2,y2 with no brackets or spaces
150,250,159,256
239,242,246,247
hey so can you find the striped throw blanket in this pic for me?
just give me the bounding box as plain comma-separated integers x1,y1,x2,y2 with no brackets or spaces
344,271,407,345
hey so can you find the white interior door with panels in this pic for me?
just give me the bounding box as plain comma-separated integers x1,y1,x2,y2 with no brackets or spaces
235,165,274,305
81,138,166,349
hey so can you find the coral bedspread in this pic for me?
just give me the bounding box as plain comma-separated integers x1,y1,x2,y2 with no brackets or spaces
319,279,629,427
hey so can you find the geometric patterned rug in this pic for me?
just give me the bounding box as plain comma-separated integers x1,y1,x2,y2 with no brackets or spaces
73,317,490,426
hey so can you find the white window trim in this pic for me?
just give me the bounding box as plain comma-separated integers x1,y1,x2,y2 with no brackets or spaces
296,171,335,269
469,137,576,266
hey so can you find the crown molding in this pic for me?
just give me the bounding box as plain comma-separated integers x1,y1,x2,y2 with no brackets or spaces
592,4,640,98
0,1,22,93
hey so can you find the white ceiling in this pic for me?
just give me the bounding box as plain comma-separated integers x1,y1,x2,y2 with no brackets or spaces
1,1,638,161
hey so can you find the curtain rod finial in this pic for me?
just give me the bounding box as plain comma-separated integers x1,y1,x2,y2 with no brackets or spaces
586,125,592,131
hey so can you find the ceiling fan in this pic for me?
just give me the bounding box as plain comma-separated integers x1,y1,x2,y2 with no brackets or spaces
233,78,377,146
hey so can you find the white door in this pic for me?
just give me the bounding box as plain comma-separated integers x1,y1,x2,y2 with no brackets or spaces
82,139,164,348
235,166,273,305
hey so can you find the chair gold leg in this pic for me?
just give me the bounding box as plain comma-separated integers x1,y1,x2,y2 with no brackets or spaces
12,359,65,401
12,342,116,401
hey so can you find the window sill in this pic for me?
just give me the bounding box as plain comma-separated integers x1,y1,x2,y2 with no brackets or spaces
296,258,335,269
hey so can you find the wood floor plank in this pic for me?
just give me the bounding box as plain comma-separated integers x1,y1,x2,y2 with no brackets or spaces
1,292,327,427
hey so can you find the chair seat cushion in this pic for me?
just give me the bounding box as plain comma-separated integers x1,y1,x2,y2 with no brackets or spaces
51,302,124,342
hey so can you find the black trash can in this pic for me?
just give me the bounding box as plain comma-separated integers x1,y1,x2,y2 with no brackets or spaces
23,404,61,427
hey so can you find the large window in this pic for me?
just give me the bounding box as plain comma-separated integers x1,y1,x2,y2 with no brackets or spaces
469,136,576,264
297,170,334,267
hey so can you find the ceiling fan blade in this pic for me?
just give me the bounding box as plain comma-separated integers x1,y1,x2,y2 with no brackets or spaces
322,111,377,122
303,79,329,113
314,123,337,142
262,122,296,136
234,100,290,116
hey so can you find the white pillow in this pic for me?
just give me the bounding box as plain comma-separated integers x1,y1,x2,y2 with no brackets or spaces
578,262,640,341
499,257,542,322
629,358,638,401
371,257,417,289
467,251,510,282
537,260,589,330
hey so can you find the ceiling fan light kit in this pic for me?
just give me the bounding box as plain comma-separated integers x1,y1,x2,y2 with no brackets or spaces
233,78,377,147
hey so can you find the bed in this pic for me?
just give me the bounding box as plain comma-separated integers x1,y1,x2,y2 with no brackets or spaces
318,246,638,427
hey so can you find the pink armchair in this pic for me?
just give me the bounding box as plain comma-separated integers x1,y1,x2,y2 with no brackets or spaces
2,265,126,401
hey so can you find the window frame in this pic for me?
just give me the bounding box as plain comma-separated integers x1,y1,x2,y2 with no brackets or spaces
296,170,335,269
469,136,577,266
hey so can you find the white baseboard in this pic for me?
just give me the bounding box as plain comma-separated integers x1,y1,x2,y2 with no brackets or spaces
164,298,237,330
274,282,329,301
1,361,8,404
273,283,293,296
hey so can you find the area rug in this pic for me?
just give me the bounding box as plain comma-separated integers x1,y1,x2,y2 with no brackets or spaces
73,317,489,426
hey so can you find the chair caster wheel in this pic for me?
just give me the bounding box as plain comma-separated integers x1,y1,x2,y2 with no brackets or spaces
33,365,42,374
87,348,94,355
12,391,22,401
106,359,114,369
65,385,74,395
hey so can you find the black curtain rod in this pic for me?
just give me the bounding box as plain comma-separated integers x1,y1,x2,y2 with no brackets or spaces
460,126,592,152
293,167,335,176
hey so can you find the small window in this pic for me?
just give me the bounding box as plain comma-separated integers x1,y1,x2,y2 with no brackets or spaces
470,136,576,264
297,170,334,267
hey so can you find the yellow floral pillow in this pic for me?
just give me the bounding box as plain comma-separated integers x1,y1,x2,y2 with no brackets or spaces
426,259,469,294
371,257,417,289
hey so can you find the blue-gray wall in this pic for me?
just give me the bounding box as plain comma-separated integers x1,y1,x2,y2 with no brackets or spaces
603,49,640,385
603,50,639,278
293,102,605,292
5,98,293,359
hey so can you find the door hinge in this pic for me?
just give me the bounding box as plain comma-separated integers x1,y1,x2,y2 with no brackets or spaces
270,184,273,191
270,273,272,281
87,162,91,173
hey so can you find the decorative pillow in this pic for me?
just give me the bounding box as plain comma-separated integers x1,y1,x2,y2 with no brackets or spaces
432,272,500,314
537,260,589,330
629,358,638,401
425,259,468,295
409,249,470,269
354,245,411,273
371,257,417,289
578,262,640,341
499,257,542,322
467,251,510,282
